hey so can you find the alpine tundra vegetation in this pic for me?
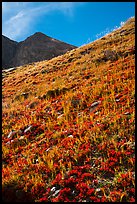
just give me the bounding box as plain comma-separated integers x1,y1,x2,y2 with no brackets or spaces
2,17,135,202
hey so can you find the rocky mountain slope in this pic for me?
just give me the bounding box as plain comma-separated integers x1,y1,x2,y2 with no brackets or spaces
2,17,135,202
2,35,18,69
2,32,77,69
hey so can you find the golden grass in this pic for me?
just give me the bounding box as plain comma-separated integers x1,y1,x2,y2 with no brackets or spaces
2,17,135,202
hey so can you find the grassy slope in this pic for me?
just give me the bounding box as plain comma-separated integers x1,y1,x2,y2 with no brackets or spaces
2,17,135,202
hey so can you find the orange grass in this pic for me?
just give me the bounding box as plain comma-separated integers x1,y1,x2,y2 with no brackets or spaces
2,17,135,202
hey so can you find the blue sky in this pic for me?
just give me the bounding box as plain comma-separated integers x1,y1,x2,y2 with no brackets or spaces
2,2,135,47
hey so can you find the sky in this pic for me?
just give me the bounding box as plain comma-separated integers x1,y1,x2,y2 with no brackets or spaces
2,2,135,47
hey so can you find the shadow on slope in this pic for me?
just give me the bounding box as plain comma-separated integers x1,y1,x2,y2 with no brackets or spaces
2,180,34,202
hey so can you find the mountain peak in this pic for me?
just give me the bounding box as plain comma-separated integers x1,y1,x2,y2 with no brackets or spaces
2,32,77,69
24,32,51,41
34,31,44,35
30,32,49,38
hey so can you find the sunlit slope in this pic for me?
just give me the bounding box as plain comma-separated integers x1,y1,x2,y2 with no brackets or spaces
2,17,135,202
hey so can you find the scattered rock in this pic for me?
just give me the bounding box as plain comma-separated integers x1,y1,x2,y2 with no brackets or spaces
103,49,118,62
90,101,101,112
7,130,16,138
7,129,23,142
52,189,60,197
51,187,56,192
96,188,101,192
124,112,130,115
68,135,73,138
90,101,101,108
24,125,33,133
6,139,14,145
94,111,99,115
57,114,64,119
46,147,51,152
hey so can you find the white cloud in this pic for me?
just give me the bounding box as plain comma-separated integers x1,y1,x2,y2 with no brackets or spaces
3,12,32,41
94,19,128,41
120,21,125,26
95,27,111,40
2,2,84,41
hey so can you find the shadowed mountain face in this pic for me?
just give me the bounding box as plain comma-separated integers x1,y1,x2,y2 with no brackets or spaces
2,36,18,69
2,32,77,69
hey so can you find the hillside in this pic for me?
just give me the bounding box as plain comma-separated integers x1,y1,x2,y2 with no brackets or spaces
2,33,76,69
2,17,135,202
